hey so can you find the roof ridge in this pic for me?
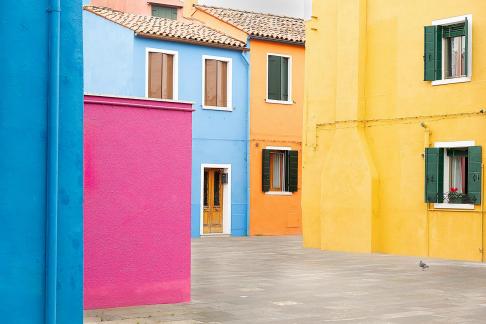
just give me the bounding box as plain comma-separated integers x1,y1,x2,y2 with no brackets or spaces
83,5,247,49
84,5,204,26
195,4,304,21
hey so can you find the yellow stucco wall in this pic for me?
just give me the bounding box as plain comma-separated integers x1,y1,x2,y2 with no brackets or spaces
303,0,486,261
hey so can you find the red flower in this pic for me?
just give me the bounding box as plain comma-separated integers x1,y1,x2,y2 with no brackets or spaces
450,187,458,193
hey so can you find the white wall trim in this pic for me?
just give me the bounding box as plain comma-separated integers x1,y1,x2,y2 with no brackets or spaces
145,47,179,100
434,140,475,148
266,53,293,104
433,203,475,210
265,146,292,151
200,164,232,236
432,14,473,86
265,191,292,196
201,55,233,111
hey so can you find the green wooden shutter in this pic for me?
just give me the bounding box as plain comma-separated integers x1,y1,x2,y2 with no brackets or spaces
281,57,289,102
268,55,282,100
442,23,466,38
425,147,444,203
424,25,442,81
468,146,482,205
262,149,271,192
286,150,298,192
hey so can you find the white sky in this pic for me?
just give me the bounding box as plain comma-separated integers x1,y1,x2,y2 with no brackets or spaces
197,0,312,19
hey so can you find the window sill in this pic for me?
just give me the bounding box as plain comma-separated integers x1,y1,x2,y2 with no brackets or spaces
202,105,233,112
265,191,293,196
265,99,294,105
432,76,471,86
433,203,475,210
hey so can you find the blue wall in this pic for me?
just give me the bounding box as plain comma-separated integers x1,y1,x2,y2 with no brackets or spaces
84,12,249,237
0,1,84,323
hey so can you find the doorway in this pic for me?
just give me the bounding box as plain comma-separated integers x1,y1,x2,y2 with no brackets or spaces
200,164,231,235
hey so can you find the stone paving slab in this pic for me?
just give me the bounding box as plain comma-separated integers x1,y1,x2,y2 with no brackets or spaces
85,236,486,323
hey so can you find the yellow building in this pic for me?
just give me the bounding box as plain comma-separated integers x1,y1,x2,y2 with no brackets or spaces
303,0,486,261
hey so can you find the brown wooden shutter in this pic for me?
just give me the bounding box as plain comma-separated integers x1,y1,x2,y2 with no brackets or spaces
216,61,227,107
161,54,174,100
205,59,217,106
149,52,163,98
149,52,174,100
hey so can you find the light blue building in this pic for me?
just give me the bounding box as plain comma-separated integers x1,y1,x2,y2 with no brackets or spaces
0,1,84,323
83,6,249,237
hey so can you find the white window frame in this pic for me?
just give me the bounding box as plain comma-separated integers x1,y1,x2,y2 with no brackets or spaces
201,55,233,111
433,140,475,210
432,14,472,86
266,53,293,105
145,48,179,100
265,146,293,196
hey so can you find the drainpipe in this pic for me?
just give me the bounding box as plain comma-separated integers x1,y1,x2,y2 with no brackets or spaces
421,122,430,256
46,0,61,323
241,44,250,236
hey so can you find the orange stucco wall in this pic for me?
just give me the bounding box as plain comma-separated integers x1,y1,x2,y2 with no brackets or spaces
249,39,304,236
188,10,248,43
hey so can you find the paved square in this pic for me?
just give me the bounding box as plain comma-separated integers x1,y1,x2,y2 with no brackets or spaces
85,236,486,323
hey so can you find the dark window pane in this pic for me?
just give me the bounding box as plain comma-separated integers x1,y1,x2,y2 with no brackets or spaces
204,171,209,207
214,172,220,206
152,5,178,19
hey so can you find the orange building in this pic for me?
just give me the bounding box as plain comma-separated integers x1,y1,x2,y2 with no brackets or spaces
186,3,305,235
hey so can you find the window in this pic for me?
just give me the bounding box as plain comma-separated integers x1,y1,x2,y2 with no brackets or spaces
151,5,178,20
444,32,466,79
270,151,285,191
202,56,232,110
424,15,472,85
147,49,178,100
425,144,482,207
262,148,298,193
267,54,292,103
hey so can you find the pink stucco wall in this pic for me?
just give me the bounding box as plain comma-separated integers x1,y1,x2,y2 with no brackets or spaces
89,0,184,18
84,95,193,309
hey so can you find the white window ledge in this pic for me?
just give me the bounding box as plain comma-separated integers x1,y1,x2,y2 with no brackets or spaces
265,99,294,105
432,77,471,86
434,203,475,210
265,191,293,196
202,105,233,112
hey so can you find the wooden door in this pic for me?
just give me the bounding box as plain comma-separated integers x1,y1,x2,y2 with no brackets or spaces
203,169,224,234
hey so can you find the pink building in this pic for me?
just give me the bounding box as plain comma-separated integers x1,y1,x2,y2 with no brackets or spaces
84,95,193,309
88,0,185,19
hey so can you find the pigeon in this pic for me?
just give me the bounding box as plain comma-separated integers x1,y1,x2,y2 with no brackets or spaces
419,260,429,271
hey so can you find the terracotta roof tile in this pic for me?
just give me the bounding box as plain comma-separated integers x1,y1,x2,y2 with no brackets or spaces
195,5,305,44
83,5,247,49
